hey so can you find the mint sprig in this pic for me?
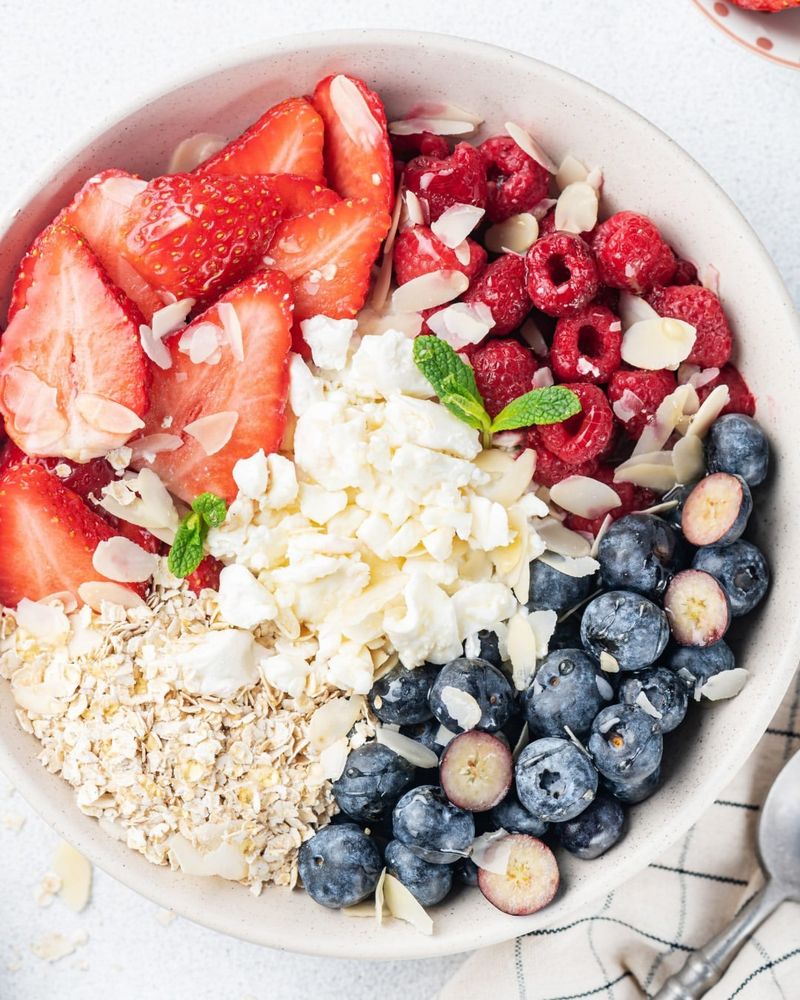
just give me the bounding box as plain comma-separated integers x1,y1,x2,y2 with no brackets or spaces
412,336,580,444
168,492,228,579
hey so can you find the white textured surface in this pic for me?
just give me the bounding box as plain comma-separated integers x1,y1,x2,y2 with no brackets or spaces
0,1,798,997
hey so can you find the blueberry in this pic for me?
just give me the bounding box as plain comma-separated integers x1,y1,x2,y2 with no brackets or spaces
692,540,769,618
298,823,382,909
588,704,663,782
467,630,503,669
580,591,670,671
605,765,662,804
619,667,689,733
368,662,440,725
384,839,454,906
706,414,770,487
522,648,609,739
428,657,515,734
400,718,444,759
455,856,480,886
332,743,416,824
527,559,597,615
667,641,735,691
489,793,550,837
392,785,475,863
559,792,627,860
550,614,583,650
597,514,684,599
515,737,598,823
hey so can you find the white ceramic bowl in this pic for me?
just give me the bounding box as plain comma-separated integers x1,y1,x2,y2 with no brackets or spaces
1,30,798,960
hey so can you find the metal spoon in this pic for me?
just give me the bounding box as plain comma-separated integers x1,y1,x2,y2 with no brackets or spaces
655,749,800,999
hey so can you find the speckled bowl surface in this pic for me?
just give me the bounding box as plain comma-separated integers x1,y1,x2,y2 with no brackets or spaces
1,30,798,960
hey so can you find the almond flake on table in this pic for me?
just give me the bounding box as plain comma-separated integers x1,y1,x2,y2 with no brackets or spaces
183,410,238,455
52,841,92,913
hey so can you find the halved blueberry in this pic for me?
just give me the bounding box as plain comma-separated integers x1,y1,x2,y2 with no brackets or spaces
664,569,731,647
681,472,752,547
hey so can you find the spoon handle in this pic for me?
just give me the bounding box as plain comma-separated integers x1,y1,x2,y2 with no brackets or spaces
654,880,786,1000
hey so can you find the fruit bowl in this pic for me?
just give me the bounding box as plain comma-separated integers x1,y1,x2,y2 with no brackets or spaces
1,30,799,960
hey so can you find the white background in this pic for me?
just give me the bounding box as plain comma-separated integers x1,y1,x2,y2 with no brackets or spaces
1,2,798,998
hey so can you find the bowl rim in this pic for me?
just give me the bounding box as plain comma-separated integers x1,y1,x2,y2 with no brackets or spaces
1,28,799,960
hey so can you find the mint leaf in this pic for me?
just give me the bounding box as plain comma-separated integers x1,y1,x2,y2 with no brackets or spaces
167,512,206,579
490,386,582,432
413,336,484,406
439,392,492,432
191,492,227,528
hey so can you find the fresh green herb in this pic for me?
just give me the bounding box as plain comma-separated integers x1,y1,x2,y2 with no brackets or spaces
167,492,228,579
413,335,580,445
490,385,582,431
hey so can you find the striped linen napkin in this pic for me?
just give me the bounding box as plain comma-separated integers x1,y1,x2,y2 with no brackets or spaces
438,671,800,1000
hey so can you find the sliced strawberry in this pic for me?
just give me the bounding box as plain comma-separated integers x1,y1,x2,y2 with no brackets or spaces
264,174,339,218
198,97,325,183
0,225,150,462
267,198,390,324
120,173,283,302
186,555,223,595
312,74,394,213
8,171,163,324
0,442,163,554
135,269,293,503
0,463,135,606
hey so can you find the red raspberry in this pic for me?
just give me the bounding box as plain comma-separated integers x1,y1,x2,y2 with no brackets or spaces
479,136,551,223
404,142,488,222
470,339,539,418
696,364,756,417
671,257,699,286
645,284,732,368
592,211,675,293
550,305,622,384
525,232,599,317
730,0,798,9
607,368,677,439
391,131,450,161
393,226,487,286
536,383,614,464
523,428,599,487
462,253,531,336
564,464,656,535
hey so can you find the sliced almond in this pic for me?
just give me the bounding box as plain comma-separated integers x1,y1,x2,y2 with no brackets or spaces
425,301,494,348
77,581,147,612
391,270,469,313
599,651,620,674
698,667,748,701
403,189,427,227
538,552,600,578
621,317,697,371
3,366,67,444
388,117,477,137
218,302,244,362
375,727,439,769
92,536,159,583
74,394,145,435
441,686,481,729
484,213,539,254
180,322,223,365
504,121,557,174
672,434,705,485
613,452,678,492
519,319,549,356
549,475,622,519
589,514,615,557
14,598,70,641
507,611,537,691
52,842,92,913
166,132,226,173
138,324,172,370
329,75,382,147
701,263,721,297
100,175,148,206
471,830,512,875
151,298,195,340
538,518,592,558
307,696,363,752
554,181,598,235
633,384,697,456
685,384,730,439
129,434,183,461
618,291,660,330
474,448,536,506
555,154,589,191
382,873,433,935
183,411,238,456
612,388,644,424
532,366,554,388
431,203,484,248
